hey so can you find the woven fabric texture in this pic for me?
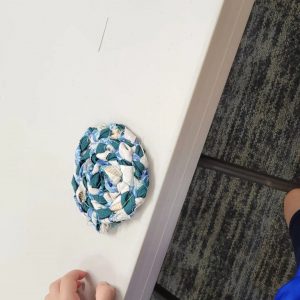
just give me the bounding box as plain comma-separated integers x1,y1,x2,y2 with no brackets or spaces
72,123,149,232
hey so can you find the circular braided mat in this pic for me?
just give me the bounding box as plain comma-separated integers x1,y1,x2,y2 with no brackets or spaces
71,123,150,232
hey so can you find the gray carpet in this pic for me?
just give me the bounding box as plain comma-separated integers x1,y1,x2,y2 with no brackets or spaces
203,0,300,180
153,0,300,299
155,169,294,300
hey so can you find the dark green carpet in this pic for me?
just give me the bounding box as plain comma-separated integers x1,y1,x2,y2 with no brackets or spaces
152,0,300,299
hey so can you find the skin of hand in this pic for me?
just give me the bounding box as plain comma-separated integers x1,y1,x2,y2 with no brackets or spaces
274,189,300,299
284,188,300,225
45,270,116,300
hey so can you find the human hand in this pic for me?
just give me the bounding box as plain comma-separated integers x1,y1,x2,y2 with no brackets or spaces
45,270,116,300
95,282,116,300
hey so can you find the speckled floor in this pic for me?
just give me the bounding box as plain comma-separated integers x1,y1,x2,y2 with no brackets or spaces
154,169,294,300
152,0,300,299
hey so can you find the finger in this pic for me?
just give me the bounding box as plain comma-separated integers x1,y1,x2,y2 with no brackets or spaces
96,282,116,300
44,294,51,300
49,279,60,294
60,270,87,295
77,280,85,289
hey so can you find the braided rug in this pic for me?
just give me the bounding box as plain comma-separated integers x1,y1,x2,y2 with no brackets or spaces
71,123,150,232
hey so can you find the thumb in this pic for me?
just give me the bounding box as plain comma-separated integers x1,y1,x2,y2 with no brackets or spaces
96,282,116,300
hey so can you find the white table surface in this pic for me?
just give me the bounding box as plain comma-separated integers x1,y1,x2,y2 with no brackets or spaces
0,0,253,299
